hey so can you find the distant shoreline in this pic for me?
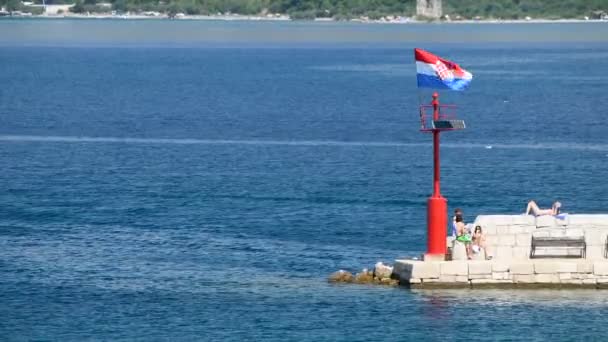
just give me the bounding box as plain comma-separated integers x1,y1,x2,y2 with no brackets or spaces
3,13,608,24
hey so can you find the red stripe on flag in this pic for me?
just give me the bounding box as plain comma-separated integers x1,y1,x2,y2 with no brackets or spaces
414,48,439,64
414,48,462,72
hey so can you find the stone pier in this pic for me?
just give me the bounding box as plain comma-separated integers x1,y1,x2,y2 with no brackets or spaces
393,214,608,288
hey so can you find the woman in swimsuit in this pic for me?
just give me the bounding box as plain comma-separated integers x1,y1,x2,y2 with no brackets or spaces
472,225,492,260
525,200,561,216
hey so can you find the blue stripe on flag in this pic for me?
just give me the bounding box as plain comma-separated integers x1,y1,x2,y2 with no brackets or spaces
417,74,471,91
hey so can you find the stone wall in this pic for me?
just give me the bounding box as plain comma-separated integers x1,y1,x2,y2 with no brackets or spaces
469,214,608,260
395,214,608,288
393,259,608,288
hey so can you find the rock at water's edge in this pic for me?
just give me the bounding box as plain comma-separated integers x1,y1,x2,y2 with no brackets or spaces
328,270,354,283
373,262,394,280
354,269,375,284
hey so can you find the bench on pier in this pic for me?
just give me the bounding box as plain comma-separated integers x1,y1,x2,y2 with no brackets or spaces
530,236,586,259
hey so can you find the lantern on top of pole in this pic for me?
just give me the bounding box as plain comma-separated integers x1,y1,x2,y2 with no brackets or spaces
414,48,473,261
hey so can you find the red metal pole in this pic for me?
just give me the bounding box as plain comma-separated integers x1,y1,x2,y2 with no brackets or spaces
432,93,440,197
425,92,447,260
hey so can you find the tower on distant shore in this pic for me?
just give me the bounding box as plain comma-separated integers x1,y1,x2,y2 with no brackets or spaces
416,0,442,19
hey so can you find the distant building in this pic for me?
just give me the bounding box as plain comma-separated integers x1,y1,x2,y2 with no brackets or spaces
416,0,442,19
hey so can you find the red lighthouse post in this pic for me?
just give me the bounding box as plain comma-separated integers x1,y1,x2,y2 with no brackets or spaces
419,92,465,261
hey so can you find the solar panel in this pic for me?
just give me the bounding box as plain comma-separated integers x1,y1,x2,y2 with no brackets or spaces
432,120,466,130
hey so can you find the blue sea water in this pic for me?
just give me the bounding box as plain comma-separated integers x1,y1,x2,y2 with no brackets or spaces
1,19,608,341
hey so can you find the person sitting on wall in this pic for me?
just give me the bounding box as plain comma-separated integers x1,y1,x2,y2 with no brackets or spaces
454,215,472,260
525,200,561,216
451,208,463,238
472,225,493,260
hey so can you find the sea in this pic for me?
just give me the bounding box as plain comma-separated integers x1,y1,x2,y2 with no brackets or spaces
1,19,608,341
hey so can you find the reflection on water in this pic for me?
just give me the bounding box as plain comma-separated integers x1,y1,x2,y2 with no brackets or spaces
414,289,608,307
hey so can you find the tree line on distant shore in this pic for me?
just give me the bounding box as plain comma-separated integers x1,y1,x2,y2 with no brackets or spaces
2,0,607,20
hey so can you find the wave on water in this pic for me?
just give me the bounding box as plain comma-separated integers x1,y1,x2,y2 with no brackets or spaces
1,135,607,151
0,135,414,147
308,63,409,76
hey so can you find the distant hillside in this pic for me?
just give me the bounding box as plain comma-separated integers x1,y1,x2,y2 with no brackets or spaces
443,0,608,20
2,0,608,20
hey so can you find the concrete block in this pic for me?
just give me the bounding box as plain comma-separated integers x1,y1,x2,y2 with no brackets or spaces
549,229,568,237
565,228,584,238
513,274,535,283
577,262,594,273
452,241,468,261
532,261,576,273
482,226,497,235
555,215,569,226
495,246,513,260
438,275,456,282
507,226,522,234
569,215,608,227
484,235,497,247
559,273,572,280
455,276,469,283
535,274,560,283
512,247,529,260
492,261,510,272
394,261,440,279
408,278,421,284
498,234,516,246
593,262,608,276
468,261,492,275
586,246,604,260
492,272,510,280
484,246,495,259
470,279,512,285
521,225,537,233
536,216,557,228
511,215,536,226
572,273,596,280
582,279,597,285
584,229,607,246
515,234,531,247
571,273,585,279
557,262,578,273
497,226,512,234
476,215,513,226
561,279,583,285
441,261,468,276
421,278,444,283
471,251,486,261
469,274,492,279
534,261,558,274
511,262,534,275
532,230,550,238
472,215,492,226
596,277,608,284
508,225,536,234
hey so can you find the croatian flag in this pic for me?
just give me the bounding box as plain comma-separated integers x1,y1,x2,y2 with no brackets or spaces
415,48,472,91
